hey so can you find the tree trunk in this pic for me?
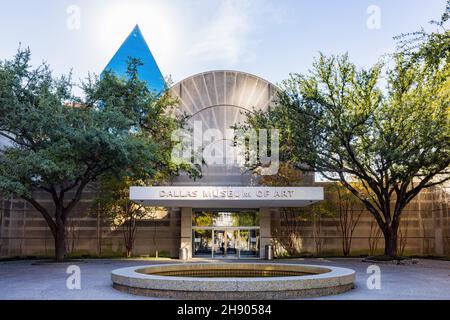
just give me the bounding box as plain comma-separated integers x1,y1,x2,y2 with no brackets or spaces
125,247,132,258
55,221,66,262
343,239,350,257
383,227,398,257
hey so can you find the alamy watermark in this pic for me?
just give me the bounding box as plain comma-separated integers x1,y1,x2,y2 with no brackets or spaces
66,5,81,31
66,265,81,290
366,5,381,30
171,121,280,175
366,265,381,290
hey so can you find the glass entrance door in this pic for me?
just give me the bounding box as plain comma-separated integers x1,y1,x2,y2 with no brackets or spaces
213,229,225,257
192,210,260,259
193,229,213,257
239,229,259,257
226,230,239,257
212,229,239,258
193,227,259,259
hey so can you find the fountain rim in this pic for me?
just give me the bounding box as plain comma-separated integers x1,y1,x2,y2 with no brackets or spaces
111,263,356,293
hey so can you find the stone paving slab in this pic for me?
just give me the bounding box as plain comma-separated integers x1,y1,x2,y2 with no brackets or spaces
0,258,449,300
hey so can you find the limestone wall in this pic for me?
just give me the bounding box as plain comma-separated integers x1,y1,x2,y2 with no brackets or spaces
0,185,449,259
0,187,181,258
271,186,450,257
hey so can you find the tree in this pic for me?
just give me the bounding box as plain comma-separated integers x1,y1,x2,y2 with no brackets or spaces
368,220,383,256
329,183,363,256
395,0,449,67
95,178,149,258
92,67,196,258
243,45,449,257
0,49,183,261
259,164,309,256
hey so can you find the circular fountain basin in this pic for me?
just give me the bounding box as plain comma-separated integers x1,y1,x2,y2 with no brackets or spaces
111,263,355,299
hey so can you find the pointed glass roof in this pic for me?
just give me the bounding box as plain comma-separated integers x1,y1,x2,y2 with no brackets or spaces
102,25,165,93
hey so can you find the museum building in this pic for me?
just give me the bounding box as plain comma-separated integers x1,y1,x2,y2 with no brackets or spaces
1,26,448,260
106,26,324,259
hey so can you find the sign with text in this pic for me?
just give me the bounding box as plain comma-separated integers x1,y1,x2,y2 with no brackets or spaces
130,186,324,208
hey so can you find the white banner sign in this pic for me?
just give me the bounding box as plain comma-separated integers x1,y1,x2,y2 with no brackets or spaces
130,186,324,208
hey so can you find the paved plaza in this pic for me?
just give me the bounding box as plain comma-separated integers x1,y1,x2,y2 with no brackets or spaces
0,258,449,300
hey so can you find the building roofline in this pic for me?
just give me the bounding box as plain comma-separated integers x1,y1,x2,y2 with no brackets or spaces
170,69,279,90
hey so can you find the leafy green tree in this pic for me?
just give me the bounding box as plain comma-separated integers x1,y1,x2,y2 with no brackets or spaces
243,49,449,257
192,211,215,227
91,62,197,257
0,49,185,261
395,0,449,67
327,183,363,256
95,177,151,258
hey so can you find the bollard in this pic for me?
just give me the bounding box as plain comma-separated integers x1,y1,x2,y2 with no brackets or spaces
179,247,188,260
265,244,274,260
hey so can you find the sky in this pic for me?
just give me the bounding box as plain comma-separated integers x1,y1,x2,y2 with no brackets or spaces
0,0,447,88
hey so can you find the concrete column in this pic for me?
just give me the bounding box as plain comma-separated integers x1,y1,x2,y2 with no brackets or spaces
259,208,271,258
180,207,192,259
271,208,281,237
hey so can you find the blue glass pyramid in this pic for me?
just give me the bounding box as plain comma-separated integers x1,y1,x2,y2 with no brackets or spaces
102,25,165,93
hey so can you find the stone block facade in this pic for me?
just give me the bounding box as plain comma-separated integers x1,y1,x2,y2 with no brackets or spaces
0,185,449,258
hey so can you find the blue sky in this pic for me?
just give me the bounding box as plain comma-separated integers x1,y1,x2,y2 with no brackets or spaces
0,0,446,87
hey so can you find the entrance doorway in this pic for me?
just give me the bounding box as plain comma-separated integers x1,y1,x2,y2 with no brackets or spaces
192,210,260,259
213,229,237,258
